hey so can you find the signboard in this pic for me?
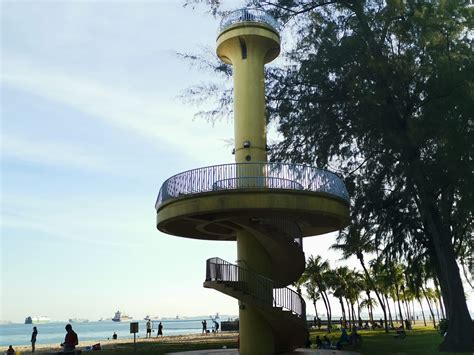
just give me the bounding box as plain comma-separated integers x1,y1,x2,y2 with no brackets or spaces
130,322,139,334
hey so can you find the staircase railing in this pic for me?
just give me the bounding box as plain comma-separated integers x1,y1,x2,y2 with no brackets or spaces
205,257,305,318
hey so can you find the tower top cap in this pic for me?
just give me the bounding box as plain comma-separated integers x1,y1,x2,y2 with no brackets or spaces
218,8,280,35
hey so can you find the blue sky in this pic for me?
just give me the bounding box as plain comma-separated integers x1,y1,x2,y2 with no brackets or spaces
1,0,366,323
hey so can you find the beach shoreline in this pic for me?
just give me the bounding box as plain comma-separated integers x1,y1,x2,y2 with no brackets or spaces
6,332,239,354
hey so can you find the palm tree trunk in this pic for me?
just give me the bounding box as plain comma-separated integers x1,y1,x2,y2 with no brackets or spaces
319,289,330,331
421,286,437,328
366,290,374,324
434,299,441,322
385,294,394,328
358,256,389,332
395,284,405,329
401,287,410,322
417,297,427,326
433,278,446,319
313,299,319,319
345,298,352,330
322,290,332,332
339,297,346,328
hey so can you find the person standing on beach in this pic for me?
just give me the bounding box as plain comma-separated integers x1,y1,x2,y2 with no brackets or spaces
61,324,78,352
31,326,38,352
202,320,207,335
146,319,152,338
157,322,163,337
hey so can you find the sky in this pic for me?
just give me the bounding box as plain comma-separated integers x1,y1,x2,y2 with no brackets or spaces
3,0,469,324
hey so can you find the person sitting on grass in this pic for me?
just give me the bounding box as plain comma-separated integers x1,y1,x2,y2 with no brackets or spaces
395,326,407,339
336,328,350,349
349,327,362,346
322,335,332,349
315,335,323,349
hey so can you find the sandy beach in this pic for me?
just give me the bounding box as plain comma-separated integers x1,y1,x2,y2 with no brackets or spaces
7,332,239,354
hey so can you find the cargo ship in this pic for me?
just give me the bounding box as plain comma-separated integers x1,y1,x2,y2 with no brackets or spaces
24,316,51,324
112,310,132,322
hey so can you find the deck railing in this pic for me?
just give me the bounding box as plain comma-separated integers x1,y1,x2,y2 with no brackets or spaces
205,257,305,318
218,8,280,35
156,163,349,209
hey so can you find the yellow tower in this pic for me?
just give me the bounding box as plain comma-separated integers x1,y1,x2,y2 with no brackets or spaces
156,8,350,354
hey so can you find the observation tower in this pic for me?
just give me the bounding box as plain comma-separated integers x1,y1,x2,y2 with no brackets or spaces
155,8,350,354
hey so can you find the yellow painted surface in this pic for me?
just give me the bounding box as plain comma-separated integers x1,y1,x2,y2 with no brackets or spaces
156,189,350,239
217,25,280,164
216,23,282,354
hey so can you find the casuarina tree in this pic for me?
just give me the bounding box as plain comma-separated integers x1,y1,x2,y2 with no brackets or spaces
184,0,473,351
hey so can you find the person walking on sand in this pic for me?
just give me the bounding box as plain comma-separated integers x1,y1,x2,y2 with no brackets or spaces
156,322,163,337
31,326,38,352
146,319,152,338
61,324,78,352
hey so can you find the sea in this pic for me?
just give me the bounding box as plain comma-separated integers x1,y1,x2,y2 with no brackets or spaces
0,318,226,347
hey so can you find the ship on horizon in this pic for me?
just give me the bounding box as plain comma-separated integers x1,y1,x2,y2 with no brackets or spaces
25,316,51,324
112,310,132,322
69,318,89,323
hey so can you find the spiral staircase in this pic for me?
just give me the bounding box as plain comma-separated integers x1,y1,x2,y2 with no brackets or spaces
155,162,350,352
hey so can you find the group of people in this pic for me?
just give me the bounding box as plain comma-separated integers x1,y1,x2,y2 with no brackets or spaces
201,319,220,335
313,327,362,350
5,326,39,354
145,319,163,338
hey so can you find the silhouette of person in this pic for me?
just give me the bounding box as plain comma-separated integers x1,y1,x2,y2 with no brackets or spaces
157,322,163,337
202,320,207,334
61,324,78,352
112,332,117,340
146,319,152,338
31,326,38,352
322,335,331,349
315,335,323,348
6,345,15,354
213,320,219,333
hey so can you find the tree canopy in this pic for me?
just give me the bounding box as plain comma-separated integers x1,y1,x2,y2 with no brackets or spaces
183,0,473,351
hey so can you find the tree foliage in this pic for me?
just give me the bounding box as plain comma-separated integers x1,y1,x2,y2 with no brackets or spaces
183,0,473,351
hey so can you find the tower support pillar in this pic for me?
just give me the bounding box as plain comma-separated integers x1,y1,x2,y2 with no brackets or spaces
237,228,274,355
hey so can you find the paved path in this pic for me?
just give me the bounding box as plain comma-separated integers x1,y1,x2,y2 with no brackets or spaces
169,348,361,355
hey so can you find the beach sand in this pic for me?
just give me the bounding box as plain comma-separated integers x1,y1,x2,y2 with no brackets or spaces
8,332,239,354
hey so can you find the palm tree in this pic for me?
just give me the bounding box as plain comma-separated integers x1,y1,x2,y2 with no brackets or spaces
301,255,333,332
332,224,389,332
304,280,320,319
329,266,350,329
360,296,378,325
422,286,438,328
388,263,406,329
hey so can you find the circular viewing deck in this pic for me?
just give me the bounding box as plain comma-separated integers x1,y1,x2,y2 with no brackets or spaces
156,163,349,208
218,8,280,36
155,163,350,241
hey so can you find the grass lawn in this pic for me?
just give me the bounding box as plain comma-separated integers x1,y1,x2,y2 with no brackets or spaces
93,339,237,354
92,326,472,354
309,325,473,355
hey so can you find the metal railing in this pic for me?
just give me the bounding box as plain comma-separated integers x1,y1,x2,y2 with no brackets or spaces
205,257,305,318
218,8,280,35
156,162,349,209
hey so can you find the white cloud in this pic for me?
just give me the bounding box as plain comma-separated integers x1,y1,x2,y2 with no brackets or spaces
1,56,233,166
1,134,112,172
